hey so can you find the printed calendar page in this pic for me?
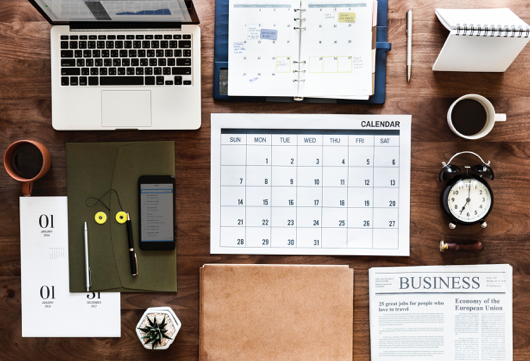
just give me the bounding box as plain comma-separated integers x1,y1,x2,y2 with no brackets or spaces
228,0,373,98
211,114,411,256
300,0,373,96
20,197,120,337
228,0,300,96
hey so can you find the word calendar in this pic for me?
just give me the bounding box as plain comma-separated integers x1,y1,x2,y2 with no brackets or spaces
211,114,411,256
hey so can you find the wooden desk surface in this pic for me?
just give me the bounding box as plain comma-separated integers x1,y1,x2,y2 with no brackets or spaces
1,0,530,359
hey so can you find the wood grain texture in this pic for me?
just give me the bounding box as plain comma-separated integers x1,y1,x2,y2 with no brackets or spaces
1,0,530,359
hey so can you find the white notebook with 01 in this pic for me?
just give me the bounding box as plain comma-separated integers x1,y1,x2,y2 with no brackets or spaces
20,197,121,337
433,8,530,72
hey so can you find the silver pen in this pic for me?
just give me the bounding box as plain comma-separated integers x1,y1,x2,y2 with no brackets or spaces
84,222,91,292
406,10,412,82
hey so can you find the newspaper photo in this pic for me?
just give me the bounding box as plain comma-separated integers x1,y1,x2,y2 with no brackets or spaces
369,264,512,361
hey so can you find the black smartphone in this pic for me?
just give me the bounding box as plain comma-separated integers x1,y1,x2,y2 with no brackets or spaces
138,175,176,250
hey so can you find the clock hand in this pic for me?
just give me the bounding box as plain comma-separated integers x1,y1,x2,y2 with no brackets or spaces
459,201,469,215
460,184,472,215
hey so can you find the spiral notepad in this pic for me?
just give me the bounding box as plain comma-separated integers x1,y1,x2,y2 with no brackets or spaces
433,8,530,72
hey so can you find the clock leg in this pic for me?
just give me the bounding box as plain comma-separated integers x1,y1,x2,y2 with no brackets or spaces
480,221,487,228
449,223,456,229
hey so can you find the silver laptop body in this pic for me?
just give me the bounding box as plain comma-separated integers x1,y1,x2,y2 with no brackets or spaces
30,0,201,130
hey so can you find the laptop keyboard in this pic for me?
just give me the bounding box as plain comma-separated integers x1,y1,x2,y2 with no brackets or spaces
59,33,193,87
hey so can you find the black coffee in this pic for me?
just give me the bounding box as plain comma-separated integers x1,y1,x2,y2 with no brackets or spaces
11,143,43,179
451,99,488,136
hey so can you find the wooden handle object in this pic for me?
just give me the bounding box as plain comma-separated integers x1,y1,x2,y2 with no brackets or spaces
440,240,484,253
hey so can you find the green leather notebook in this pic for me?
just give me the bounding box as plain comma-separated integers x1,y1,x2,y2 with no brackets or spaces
67,142,176,293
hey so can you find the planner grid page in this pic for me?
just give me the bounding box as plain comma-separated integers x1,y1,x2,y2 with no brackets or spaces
228,0,300,96
299,0,373,97
211,114,411,256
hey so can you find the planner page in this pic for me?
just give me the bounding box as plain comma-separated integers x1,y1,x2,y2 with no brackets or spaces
228,0,300,96
20,197,120,337
298,0,373,97
211,114,411,256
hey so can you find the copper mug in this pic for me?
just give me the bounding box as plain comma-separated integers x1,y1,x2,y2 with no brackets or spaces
3,140,51,196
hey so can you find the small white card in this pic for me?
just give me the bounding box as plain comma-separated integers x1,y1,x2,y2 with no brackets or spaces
20,197,121,337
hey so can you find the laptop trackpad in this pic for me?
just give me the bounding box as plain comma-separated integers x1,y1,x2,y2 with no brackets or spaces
101,91,152,127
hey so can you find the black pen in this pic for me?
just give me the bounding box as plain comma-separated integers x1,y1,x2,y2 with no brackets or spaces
126,213,138,276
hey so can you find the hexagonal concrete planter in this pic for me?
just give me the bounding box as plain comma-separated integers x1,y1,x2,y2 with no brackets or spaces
136,307,181,350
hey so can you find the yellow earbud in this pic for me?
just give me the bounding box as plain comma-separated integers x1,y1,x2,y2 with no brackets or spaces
116,211,127,224
95,212,107,224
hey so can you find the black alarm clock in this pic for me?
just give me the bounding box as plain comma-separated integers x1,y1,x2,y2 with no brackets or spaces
439,151,494,229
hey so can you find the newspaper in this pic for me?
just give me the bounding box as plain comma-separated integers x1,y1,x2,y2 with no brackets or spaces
369,264,512,361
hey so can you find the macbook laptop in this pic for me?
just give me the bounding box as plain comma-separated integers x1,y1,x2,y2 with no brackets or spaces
30,0,201,130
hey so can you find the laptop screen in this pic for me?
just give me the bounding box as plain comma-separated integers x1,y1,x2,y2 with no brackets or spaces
32,0,198,23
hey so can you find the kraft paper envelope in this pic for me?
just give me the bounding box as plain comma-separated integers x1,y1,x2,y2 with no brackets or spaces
67,142,176,292
199,264,354,361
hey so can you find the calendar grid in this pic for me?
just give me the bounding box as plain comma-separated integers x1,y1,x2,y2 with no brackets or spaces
218,128,404,251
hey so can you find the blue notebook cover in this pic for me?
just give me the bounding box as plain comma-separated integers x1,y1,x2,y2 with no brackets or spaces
213,0,391,104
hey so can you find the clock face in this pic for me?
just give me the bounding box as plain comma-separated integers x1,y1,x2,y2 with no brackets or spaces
446,177,492,223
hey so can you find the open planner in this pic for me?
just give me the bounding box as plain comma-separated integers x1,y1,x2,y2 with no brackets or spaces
228,0,375,99
433,8,530,72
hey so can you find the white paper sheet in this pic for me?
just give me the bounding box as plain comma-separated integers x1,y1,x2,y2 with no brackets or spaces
211,113,411,256
20,197,121,337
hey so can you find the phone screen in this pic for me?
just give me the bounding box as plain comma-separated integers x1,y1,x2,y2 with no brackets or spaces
140,183,174,243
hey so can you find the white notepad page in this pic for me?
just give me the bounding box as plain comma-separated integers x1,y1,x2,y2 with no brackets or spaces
433,8,530,72
20,197,121,337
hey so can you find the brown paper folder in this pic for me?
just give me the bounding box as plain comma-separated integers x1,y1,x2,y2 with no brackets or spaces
199,264,353,361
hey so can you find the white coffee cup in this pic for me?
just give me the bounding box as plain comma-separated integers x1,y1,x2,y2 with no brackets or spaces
447,94,506,140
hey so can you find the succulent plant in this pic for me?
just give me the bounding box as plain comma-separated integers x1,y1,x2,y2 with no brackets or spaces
137,315,172,349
